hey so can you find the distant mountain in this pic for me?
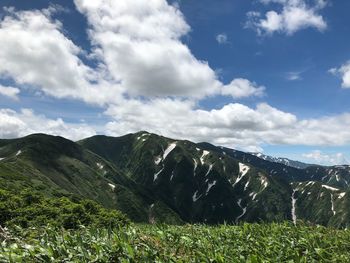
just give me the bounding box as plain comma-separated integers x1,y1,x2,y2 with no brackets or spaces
1,132,350,228
250,152,313,169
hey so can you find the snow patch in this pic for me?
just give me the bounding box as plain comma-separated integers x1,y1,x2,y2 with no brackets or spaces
235,199,247,223
16,150,21,156
291,190,297,225
338,192,346,199
153,168,164,182
206,180,217,195
205,164,213,177
249,192,257,200
96,163,104,170
200,150,210,165
260,176,268,190
170,170,175,181
108,183,115,190
239,163,250,177
154,142,176,165
305,181,315,187
163,143,177,160
232,163,249,188
137,133,150,140
154,156,162,165
192,191,202,202
193,158,198,175
335,173,340,182
0,158,4,161
244,180,250,191
322,185,339,191
330,193,336,216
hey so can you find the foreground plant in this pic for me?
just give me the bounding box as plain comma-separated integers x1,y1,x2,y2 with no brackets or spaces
1,223,350,262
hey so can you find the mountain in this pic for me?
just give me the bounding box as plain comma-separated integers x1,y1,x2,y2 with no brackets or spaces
0,134,182,224
250,152,313,169
1,132,350,228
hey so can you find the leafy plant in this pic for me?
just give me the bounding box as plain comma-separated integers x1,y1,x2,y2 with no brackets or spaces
1,223,350,262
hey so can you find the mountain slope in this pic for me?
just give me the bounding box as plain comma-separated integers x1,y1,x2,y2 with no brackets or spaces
1,132,350,227
80,132,295,224
0,134,182,224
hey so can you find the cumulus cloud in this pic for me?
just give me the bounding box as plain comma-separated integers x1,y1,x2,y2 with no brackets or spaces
216,33,228,44
0,85,20,100
104,99,350,151
74,0,219,97
0,2,264,104
246,0,328,35
302,150,349,165
105,100,294,151
74,0,263,99
0,108,96,140
222,79,265,98
329,62,350,88
0,7,122,106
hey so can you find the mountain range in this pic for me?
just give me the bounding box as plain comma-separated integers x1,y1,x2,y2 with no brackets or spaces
0,132,349,228
250,152,313,169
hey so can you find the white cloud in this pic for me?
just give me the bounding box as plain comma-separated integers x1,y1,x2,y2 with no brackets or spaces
329,62,350,88
286,71,302,81
0,85,20,100
216,33,228,44
74,0,263,99
74,0,219,98
0,108,96,140
104,98,350,151
105,100,281,151
0,2,264,104
302,150,349,165
0,7,122,106
2,96,350,153
222,79,265,98
246,0,328,35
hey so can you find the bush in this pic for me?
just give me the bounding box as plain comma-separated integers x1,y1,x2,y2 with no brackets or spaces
0,189,129,229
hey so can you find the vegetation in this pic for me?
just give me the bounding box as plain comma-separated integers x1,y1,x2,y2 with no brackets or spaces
1,223,350,262
0,189,129,230
1,133,350,261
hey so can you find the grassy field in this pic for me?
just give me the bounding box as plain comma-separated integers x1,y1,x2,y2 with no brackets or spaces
1,223,350,262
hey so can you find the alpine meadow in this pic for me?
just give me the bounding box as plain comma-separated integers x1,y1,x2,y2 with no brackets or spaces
1,0,350,262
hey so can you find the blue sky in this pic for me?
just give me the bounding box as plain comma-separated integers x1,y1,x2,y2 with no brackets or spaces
0,0,349,165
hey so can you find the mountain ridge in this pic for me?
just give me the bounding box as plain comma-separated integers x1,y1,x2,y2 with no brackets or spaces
1,131,350,227
250,152,314,169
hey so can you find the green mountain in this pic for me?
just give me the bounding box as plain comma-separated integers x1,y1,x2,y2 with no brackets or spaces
1,132,350,227
0,134,182,225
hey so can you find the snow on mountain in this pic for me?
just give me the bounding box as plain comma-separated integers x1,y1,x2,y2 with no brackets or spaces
251,152,312,169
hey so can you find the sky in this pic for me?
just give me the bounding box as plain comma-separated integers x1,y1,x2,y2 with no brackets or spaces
0,0,350,166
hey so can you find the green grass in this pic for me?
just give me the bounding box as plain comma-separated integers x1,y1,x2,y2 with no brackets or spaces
1,223,350,262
